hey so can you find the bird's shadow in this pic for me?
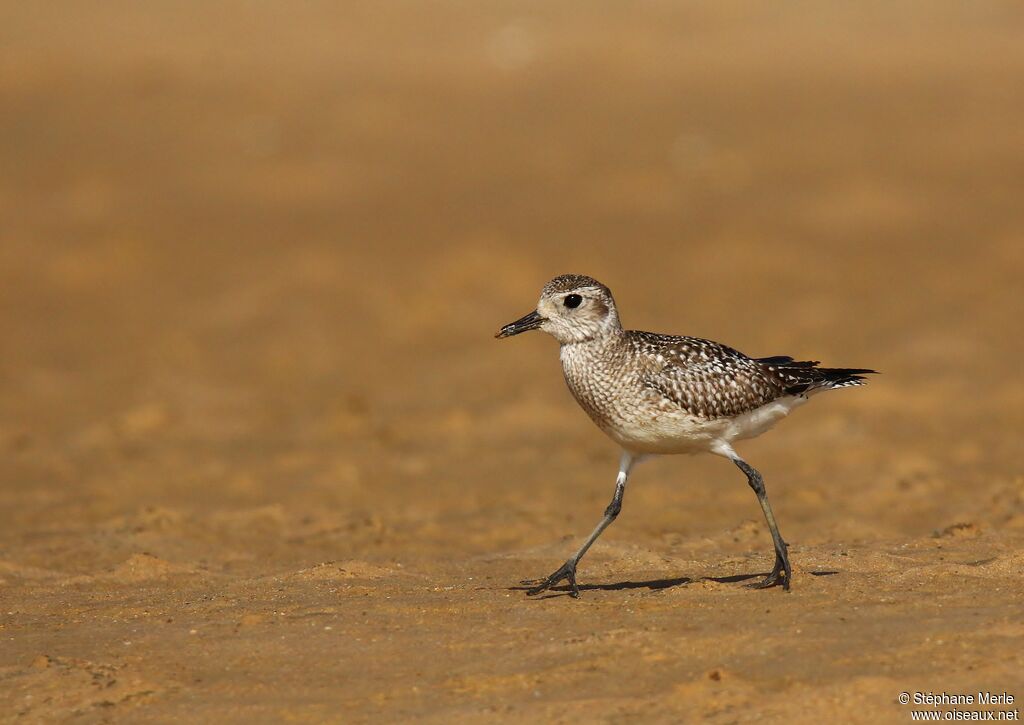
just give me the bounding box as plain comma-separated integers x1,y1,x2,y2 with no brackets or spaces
509,570,839,599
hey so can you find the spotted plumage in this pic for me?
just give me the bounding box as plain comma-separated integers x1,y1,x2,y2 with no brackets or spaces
496,274,876,597
632,333,871,418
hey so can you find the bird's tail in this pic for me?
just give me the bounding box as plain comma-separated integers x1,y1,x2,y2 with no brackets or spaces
756,356,877,395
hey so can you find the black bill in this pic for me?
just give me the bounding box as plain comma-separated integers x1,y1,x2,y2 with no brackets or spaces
495,310,546,339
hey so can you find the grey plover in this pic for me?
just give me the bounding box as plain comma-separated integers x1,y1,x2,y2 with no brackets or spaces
496,274,875,597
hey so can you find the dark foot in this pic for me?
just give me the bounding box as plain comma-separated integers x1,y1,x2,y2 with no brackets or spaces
521,559,579,598
747,549,792,591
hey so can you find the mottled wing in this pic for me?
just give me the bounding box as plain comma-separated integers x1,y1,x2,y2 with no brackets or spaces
628,332,786,419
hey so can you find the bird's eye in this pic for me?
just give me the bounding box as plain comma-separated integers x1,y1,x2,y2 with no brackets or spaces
564,294,583,309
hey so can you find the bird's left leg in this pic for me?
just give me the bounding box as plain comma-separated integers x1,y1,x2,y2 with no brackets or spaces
732,457,792,590
522,451,637,598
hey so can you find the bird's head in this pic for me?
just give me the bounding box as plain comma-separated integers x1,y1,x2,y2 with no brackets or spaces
495,274,621,344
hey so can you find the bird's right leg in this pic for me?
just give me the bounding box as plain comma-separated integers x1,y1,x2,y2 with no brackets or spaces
522,451,636,598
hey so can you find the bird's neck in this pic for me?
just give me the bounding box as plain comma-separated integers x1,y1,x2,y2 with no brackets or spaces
560,326,622,351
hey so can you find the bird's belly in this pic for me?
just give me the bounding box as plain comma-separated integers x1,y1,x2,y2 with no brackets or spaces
588,395,807,455
722,395,806,441
597,410,730,454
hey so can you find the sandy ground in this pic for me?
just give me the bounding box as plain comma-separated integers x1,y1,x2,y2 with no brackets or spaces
2,2,1024,722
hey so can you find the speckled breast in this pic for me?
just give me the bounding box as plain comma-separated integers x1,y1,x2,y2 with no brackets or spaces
559,341,654,435
558,338,723,454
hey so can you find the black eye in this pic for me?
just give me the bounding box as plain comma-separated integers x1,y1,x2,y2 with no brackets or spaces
564,294,583,309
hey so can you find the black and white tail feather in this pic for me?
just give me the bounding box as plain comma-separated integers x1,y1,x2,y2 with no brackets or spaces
757,355,877,395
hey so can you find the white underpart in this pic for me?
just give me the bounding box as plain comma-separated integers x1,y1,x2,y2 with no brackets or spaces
721,394,807,444
605,394,809,456
708,397,806,460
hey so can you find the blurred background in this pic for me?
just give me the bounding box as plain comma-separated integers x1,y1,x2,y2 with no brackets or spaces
2,2,1023,720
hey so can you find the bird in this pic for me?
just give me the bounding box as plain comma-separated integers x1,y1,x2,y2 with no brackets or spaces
495,274,875,598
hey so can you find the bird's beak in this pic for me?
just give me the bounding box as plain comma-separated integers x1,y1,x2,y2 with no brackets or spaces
495,310,546,339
